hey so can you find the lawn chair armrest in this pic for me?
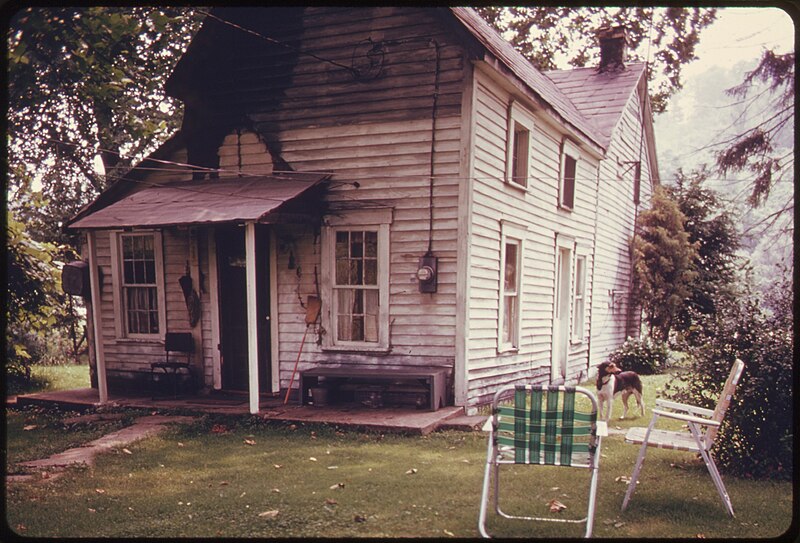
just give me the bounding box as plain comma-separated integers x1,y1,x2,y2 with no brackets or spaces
652,409,721,427
655,398,715,418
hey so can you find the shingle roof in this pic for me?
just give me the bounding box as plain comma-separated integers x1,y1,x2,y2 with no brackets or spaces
450,8,647,153
545,63,647,149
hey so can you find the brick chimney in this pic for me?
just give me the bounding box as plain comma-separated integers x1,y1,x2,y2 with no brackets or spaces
597,26,628,72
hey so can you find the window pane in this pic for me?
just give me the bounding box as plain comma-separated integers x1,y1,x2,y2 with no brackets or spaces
512,124,529,186
504,243,518,292
364,289,379,342
337,314,351,341
335,232,349,258
336,259,350,285
351,316,364,341
364,259,377,285
563,156,576,208
502,295,516,344
364,232,377,258
350,231,363,258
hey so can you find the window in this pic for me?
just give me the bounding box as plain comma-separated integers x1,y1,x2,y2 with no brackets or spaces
506,101,535,189
322,209,391,351
498,221,526,352
572,255,587,341
111,231,165,338
560,140,580,210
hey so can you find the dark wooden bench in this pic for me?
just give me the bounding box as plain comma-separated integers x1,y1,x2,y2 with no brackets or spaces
299,366,448,411
150,332,195,398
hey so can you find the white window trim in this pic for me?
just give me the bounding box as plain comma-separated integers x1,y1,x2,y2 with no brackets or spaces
571,252,588,344
109,230,167,341
505,101,535,190
559,139,581,211
497,220,527,353
320,208,392,352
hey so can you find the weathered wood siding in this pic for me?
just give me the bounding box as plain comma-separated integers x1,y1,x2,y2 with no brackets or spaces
466,68,599,407
188,7,468,390
589,85,655,365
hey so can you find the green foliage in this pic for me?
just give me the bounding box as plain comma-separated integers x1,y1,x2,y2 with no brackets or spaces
715,50,794,218
632,185,699,342
7,7,203,248
665,169,741,335
476,7,717,113
667,270,793,479
608,337,671,375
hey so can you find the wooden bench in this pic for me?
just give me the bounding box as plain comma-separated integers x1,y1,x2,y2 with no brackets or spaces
299,366,448,411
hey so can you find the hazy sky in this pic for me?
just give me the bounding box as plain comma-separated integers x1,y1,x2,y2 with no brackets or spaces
654,7,795,184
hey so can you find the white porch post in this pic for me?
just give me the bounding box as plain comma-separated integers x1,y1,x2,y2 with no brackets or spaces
86,231,108,404
245,222,260,414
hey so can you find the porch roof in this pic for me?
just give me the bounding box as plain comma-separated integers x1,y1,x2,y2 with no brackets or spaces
67,173,330,229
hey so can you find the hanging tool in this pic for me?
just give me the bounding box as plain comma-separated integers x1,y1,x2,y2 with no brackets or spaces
284,295,322,404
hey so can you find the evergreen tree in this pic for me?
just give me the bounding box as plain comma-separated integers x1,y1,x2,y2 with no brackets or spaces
632,186,699,342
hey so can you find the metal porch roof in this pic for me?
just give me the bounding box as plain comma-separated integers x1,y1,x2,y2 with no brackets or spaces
67,173,330,230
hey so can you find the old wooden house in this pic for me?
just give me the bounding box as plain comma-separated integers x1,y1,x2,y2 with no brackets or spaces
66,7,657,414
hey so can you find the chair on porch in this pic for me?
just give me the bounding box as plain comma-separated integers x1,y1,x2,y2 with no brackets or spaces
150,332,196,398
621,358,745,517
478,384,607,538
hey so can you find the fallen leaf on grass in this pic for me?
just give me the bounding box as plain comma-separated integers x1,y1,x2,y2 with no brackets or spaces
122,448,132,455
23,425,38,431
271,488,280,493
219,481,229,486
325,498,338,505
443,529,455,536
405,468,418,475
327,466,338,470
309,457,318,462
354,514,367,523
547,499,567,513
615,476,632,484
243,439,256,446
88,508,96,513
177,442,185,447
273,464,283,469
329,483,345,490
95,489,106,494
614,522,626,529
258,510,279,519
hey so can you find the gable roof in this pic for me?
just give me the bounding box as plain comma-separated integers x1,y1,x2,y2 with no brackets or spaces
448,7,606,153
545,62,647,149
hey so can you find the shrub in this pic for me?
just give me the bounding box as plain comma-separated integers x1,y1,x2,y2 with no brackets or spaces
607,336,671,375
666,274,793,479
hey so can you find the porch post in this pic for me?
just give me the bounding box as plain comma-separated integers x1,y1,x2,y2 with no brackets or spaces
245,222,260,414
86,231,108,404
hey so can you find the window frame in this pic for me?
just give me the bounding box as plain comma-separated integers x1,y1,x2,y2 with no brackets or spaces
505,101,535,190
109,230,166,340
321,209,391,352
559,140,581,211
497,220,527,353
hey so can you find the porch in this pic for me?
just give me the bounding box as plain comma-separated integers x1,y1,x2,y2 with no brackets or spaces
13,388,480,436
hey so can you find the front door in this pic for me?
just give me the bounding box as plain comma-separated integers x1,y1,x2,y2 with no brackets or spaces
216,224,270,391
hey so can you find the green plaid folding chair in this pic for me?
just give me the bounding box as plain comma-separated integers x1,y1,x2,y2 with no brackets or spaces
478,384,607,538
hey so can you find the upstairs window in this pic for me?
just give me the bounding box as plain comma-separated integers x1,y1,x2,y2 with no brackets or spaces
560,140,580,210
506,101,535,189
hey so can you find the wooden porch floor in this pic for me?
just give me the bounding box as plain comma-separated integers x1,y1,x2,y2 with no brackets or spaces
13,388,482,435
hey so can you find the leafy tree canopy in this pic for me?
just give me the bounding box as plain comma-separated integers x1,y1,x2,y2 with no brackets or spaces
477,7,717,113
7,6,203,245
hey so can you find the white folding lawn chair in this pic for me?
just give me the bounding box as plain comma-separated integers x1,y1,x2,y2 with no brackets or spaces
478,384,607,538
621,359,745,517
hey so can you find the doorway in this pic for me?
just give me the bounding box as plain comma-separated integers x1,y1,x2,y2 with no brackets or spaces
216,224,271,392
553,241,573,382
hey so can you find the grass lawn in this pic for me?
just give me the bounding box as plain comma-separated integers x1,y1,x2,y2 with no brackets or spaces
5,374,794,539
7,364,90,395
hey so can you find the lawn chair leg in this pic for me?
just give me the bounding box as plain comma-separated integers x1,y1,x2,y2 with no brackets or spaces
698,444,735,517
585,462,600,537
478,432,495,538
621,415,658,511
